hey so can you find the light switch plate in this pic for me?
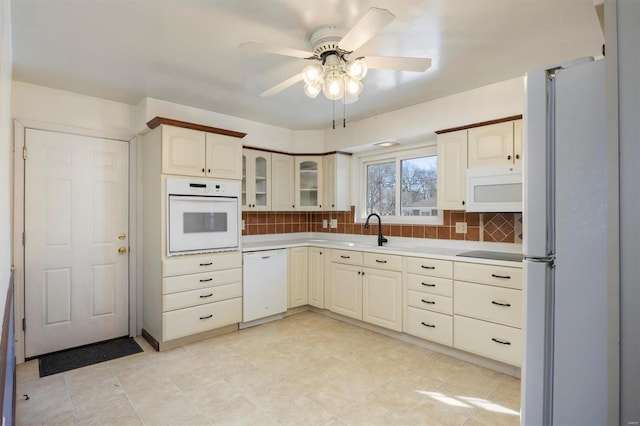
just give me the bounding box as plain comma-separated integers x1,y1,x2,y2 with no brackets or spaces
455,222,467,234
330,219,338,229
322,219,328,228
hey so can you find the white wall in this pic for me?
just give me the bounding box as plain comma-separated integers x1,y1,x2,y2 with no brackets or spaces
324,77,524,152
0,0,12,318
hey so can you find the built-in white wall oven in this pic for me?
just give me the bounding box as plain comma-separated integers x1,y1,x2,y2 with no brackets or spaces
166,177,240,256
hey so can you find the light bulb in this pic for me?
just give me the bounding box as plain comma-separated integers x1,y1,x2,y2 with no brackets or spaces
345,59,368,80
302,64,324,84
304,82,322,98
345,78,363,96
322,71,344,100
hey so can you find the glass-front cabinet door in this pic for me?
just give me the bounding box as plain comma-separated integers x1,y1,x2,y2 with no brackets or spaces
242,149,271,211
295,156,323,211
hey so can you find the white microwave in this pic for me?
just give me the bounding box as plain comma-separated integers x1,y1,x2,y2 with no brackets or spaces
166,177,240,256
465,166,523,212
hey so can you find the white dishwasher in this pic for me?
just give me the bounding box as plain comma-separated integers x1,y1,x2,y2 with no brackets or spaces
242,249,288,324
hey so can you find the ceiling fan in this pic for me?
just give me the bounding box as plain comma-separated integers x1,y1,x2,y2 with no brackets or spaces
240,7,432,102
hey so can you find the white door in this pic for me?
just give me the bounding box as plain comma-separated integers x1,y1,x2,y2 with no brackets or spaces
24,129,129,358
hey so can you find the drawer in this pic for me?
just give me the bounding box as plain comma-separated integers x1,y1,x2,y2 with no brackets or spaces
454,315,522,366
454,262,522,290
163,252,242,277
162,297,241,341
163,282,242,312
405,257,453,279
405,307,452,347
407,274,453,297
363,252,402,271
407,290,453,315
454,281,522,328
163,268,242,294
331,249,363,266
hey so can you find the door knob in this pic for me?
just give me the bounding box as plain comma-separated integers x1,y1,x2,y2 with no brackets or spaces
118,247,128,254
118,232,126,240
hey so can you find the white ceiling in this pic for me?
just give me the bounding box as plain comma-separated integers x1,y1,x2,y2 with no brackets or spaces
11,0,604,130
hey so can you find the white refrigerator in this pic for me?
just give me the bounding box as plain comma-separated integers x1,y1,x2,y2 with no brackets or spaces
521,58,609,425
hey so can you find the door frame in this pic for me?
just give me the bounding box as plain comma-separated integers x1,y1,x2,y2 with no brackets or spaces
12,119,138,363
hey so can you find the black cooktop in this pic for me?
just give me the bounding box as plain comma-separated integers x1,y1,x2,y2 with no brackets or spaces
456,250,523,262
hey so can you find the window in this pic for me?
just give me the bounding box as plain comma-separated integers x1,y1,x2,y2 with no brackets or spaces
359,146,441,224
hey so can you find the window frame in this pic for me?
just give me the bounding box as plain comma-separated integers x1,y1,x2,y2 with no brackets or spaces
356,145,442,225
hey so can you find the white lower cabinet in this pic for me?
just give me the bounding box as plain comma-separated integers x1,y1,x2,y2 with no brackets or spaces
453,315,522,366
288,247,308,308
328,263,363,320
308,247,325,308
406,307,453,346
163,297,242,341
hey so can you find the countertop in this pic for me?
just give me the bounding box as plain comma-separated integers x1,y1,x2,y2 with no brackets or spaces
242,233,523,268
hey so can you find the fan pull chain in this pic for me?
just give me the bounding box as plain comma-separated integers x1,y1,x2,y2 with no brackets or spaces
332,97,336,129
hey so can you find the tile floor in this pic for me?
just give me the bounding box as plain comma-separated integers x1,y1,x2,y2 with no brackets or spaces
16,311,521,425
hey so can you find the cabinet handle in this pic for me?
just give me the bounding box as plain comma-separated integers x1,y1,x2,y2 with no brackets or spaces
362,271,365,276
421,265,435,270
491,301,511,307
421,299,435,305
358,271,361,275
207,168,211,173
340,255,350,259
201,168,205,173
462,200,465,206
199,314,213,320
332,204,335,208
491,337,511,345
516,154,520,159
375,259,387,264
421,322,435,328
421,282,436,287
507,155,512,160
199,278,213,282
491,273,511,279
200,293,213,298
199,262,213,266
319,204,322,208
292,205,295,208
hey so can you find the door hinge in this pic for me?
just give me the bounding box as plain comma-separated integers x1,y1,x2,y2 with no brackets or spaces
22,318,25,331
22,147,27,160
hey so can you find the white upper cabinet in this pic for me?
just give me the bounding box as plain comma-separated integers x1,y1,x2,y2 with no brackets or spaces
271,153,295,211
161,125,242,179
205,133,243,180
436,129,468,210
323,153,351,211
242,149,271,211
295,156,323,211
162,126,206,177
468,120,522,168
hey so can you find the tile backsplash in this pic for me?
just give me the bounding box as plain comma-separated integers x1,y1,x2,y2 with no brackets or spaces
242,207,522,243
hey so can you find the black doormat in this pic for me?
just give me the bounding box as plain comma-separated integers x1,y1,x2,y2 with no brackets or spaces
38,336,143,377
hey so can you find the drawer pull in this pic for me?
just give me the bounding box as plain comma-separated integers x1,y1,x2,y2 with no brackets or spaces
375,259,387,264
491,337,511,345
421,299,435,305
200,293,213,298
491,301,511,307
421,265,435,270
199,262,213,267
421,282,436,287
421,322,436,328
199,278,213,282
340,255,350,259
199,314,213,320
491,273,511,279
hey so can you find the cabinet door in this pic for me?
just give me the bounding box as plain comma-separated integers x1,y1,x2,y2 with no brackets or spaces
436,130,467,210
205,133,243,180
288,247,308,308
271,153,295,211
467,122,515,168
363,268,402,331
323,154,336,211
328,263,362,320
323,153,351,211
295,156,323,211
308,247,325,308
162,126,206,177
242,149,271,211
513,119,522,166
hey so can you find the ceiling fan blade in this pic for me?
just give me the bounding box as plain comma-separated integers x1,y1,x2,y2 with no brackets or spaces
338,7,395,52
260,73,303,97
240,41,314,59
364,56,432,72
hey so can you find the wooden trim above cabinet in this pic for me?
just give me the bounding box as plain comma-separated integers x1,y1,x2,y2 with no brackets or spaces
243,145,352,157
147,117,247,139
435,115,523,135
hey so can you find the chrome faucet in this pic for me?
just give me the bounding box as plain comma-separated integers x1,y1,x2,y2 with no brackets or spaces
364,213,388,247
